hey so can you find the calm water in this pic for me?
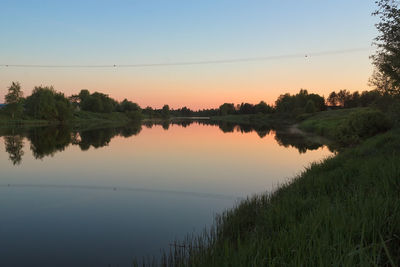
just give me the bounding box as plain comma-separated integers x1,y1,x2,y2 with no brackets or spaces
0,120,332,266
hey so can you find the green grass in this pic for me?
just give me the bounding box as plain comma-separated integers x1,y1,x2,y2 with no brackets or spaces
0,110,133,128
298,108,367,138
159,128,400,266
71,110,131,126
211,113,294,127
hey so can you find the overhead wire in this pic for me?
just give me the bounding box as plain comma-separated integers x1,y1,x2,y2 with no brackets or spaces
0,47,373,69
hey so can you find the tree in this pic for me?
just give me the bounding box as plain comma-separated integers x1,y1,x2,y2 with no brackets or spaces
275,90,325,114
305,100,316,113
78,89,90,102
368,69,392,94
237,103,255,114
161,104,170,118
24,86,73,121
118,99,141,112
4,82,24,118
336,90,351,107
327,91,338,106
219,103,235,116
371,0,400,94
254,101,273,114
79,90,117,113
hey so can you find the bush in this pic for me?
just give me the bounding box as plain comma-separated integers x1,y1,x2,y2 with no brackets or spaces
335,109,392,145
387,101,400,126
24,86,73,121
305,100,316,113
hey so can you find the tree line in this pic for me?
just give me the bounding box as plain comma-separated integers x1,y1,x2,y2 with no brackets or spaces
2,82,399,123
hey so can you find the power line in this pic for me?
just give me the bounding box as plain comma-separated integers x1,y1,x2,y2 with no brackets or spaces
0,47,372,69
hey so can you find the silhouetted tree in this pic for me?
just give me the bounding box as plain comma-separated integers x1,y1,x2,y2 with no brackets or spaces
254,101,273,114
238,103,256,114
219,103,235,116
78,89,117,113
305,100,316,113
275,89,325,115
24,86,73,121
327,91,338,106
371,0,400,94
336,90,352,107
161,104,170,118
4,82,24,119
117,99,141,112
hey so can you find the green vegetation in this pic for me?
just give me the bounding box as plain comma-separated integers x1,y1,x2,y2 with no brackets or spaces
161,127,400,266
299,107,398,149
371,0,400,94
155,82,400,266
298,108,367,139
152,105,400,266
4,81,24,119
25,86,73,121
0,122,143,165
0,85,145,126
335,109,393,146
275,89,325,115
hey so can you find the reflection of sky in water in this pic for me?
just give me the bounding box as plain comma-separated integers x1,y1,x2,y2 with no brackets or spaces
0,122,332,266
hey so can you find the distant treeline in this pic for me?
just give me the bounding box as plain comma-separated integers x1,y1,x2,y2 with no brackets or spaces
1,81,399,122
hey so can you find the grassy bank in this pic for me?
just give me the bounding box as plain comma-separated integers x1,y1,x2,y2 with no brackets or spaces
297,108,367,139
151,109,400,266
161,127,399,266
210,113,295,127
0,110,134,128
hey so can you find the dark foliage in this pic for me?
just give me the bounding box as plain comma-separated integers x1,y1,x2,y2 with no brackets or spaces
24,86,73,121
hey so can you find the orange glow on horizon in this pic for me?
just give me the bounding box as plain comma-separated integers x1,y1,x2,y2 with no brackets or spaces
0,52,374,110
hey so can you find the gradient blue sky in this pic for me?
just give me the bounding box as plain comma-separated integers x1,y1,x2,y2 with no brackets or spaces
0,0,378,109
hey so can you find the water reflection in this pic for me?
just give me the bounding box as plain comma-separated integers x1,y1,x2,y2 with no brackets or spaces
4,135,24,165
0,119,333,266
1,119,331,165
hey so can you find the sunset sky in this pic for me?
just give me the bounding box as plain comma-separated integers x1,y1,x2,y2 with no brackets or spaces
0,0,378,109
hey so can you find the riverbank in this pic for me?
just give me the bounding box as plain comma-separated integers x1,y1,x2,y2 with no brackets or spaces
158,109,399,266
210,113,294,127
0,110,134,128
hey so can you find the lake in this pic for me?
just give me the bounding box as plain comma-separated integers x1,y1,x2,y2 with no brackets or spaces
0,120,332,266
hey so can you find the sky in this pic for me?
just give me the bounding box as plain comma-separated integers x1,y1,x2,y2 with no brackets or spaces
0,0,379,109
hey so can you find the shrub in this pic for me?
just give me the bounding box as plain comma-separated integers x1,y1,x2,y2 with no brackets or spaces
305,100,316,113
335,109,392,145
24,86,73,121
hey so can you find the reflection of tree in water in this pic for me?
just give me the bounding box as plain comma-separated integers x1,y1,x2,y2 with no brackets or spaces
161,120,170,130
218,122,235,133
4,135,24,165
78,123,142,150
1,123,143,164
252,125,271,138
78,128,116,150
274,131,324,154
27,126,72,159
118,122,142,138
143,121,154,128
1,119,330,165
